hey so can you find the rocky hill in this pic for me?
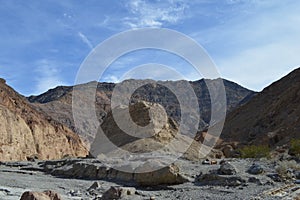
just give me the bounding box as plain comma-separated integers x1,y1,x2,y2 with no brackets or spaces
28,79,255,145
220,68,300,148
90,101,212,161
0,78,88,161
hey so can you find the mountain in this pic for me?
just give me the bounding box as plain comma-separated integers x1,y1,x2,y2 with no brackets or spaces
0,78,88,161
28,79,255,144
220,68,300,147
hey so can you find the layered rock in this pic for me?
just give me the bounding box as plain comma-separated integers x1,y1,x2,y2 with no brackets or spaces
0,79,88,161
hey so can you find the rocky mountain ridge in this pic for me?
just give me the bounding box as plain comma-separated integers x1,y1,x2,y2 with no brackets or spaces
28,78,255,145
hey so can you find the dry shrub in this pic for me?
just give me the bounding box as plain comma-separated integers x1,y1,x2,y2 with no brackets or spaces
239,145,270,158
289,139,300,157
275,160,300,179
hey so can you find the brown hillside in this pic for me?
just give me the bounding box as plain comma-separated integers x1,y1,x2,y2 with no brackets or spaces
0,78,88,161
220,68,300,147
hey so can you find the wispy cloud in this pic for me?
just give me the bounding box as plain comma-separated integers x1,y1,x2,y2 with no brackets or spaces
34,59,67,95
190,0,300,91
123,0,188,28
78,32,93,49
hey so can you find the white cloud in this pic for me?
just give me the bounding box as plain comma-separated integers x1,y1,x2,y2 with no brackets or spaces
124,0,188,28
190,1,300,91
101,75,120,83
78,32,93,49
34,59,67,95
218,41,300,90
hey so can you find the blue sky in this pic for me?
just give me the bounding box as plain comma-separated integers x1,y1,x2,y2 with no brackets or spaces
0,0,300,95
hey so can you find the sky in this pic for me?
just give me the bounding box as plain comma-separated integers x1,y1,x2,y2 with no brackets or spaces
0,0,300,95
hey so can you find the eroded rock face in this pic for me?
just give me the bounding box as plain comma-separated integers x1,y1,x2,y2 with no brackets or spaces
0,81,88,161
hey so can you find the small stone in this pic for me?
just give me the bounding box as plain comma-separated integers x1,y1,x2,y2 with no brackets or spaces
88,181,101,191
248,177,263,185
69,190,81,197
150,197,155,200
101,187,121,200
218,162,237,175
0,188,9,195
267,173,282,182
43,190,62,200
247,163,264,175
295,171,300,179
202,159,210,165
210,160,217,165
100,186,136,200
120,187,136,196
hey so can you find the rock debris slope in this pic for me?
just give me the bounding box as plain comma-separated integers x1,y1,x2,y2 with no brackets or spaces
0,78,88,161
220,68,300,147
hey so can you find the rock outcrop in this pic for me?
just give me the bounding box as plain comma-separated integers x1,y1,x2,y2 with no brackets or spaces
0,80,88,161
39,158,189,186
90,101,209,161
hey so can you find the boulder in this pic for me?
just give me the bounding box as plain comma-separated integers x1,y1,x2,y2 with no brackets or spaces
20,190,61,200
218,162,237,175
100,186,136,200
196,173,245,187
247,163,264,175
222,145,240,158
134,161,189,186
